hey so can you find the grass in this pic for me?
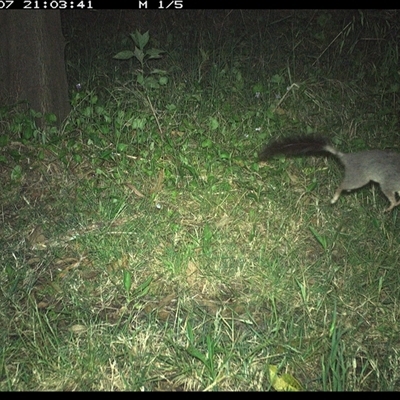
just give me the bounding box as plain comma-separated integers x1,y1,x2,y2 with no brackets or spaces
1,9,400,391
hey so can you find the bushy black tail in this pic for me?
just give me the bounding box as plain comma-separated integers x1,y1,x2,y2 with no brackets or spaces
258,136,332,161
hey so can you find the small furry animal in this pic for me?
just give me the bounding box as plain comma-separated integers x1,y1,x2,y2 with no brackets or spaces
258,136,400,212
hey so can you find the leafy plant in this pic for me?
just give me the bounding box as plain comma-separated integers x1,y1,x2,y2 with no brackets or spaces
113,30,168,90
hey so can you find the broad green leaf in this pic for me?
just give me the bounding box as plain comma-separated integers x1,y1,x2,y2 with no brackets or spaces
113,50,134,60
209,117,219,130
134,47,144,64
131,30,149,50
11,165,22,181
123,270,132,292
201,139,213,148
117,143,128,152
187,346,207,365
145,48,165,59
309,226,328,250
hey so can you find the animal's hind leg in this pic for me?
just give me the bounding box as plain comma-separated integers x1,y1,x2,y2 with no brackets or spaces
331,176,370,206
331,186,342,204
382,191,400,212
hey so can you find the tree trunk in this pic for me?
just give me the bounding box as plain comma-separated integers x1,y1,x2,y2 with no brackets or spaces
0,10,70,127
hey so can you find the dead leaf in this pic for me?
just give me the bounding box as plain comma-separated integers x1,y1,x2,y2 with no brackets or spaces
125,183,145,198
150,169,164,194
69,324,88,334
268,365,303,391
37,301,50,309
28,225,47,249
186,260,199,286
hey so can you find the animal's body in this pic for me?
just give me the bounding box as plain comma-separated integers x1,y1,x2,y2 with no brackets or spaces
258,136,400,212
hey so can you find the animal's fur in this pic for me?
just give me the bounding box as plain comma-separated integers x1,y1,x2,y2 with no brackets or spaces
259,136,400,212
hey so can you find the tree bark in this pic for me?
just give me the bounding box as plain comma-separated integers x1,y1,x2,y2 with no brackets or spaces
0,10,70,127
